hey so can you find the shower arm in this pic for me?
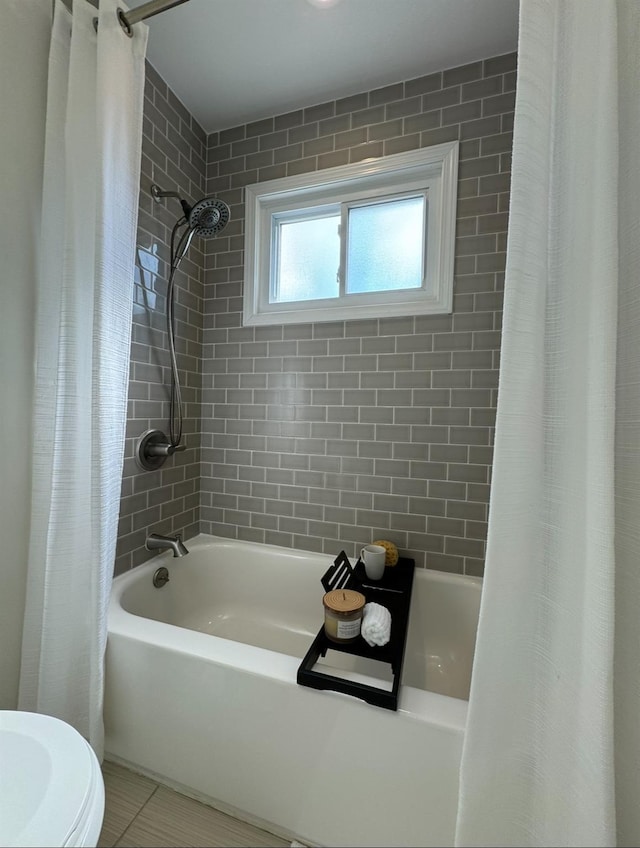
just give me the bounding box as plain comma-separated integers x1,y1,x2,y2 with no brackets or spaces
151,185,182,202
151,184,192,220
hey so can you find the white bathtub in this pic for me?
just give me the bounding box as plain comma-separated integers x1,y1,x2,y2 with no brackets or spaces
104,534,481,847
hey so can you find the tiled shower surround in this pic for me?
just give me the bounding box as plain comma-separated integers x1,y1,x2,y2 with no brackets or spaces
116,52,516,576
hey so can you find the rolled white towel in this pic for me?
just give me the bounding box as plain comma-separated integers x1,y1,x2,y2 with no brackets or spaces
361,602,391,647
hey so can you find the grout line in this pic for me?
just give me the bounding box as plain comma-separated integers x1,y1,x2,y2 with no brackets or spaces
113,784,160,848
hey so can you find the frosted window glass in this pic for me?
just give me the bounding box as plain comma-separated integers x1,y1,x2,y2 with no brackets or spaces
346,196,425,293
276,215,340,302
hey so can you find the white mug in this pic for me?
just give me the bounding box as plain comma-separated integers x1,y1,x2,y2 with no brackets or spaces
361,544,386,580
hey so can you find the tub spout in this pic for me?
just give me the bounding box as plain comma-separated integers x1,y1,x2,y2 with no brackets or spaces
146,532,189,557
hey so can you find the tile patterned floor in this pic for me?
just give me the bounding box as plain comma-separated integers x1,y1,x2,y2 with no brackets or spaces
99,761,290,848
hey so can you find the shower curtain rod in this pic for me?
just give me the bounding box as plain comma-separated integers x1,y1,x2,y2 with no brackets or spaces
118,0,191,31
64,0,192,36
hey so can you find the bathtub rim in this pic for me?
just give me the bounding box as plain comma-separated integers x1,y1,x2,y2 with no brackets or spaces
108,532,476,729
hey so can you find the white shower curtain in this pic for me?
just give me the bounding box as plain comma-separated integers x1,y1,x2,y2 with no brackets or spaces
455,1,640,846
18,0,147,758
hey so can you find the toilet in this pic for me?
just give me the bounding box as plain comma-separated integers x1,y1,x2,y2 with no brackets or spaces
0,711,105,847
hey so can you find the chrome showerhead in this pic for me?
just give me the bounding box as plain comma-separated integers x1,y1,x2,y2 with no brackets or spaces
188,196,230,237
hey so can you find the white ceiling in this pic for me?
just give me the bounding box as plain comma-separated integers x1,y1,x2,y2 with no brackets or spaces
131,0,520,134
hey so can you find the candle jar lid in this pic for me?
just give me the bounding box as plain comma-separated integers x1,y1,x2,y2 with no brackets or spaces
323,589,365,614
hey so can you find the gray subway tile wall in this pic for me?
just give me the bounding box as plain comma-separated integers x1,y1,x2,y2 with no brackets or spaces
116,53,515,576
115,62,208,574
199,53,516,575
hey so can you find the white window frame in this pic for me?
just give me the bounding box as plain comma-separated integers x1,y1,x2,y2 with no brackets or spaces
243,141,459,326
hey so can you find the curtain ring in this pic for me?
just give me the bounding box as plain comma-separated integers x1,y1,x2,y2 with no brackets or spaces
92,9,134,37
117,7,134,37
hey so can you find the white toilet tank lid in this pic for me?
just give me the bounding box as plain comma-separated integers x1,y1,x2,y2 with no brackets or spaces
0,711,104,848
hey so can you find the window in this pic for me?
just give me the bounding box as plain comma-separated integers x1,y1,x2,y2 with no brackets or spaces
243,141,458,326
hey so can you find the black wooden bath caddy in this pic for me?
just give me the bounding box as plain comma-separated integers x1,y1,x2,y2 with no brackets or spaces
296,550,415,710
